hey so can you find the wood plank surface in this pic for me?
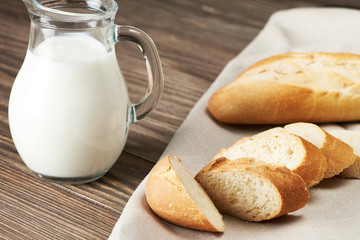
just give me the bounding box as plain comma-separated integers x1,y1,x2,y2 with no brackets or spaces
1,0,360,239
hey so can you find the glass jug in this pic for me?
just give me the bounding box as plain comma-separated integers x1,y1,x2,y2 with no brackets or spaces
8,0,164,184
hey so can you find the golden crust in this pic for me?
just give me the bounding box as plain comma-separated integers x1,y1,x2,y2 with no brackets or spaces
214,128,327,188
195,157,309,221
284,123,356,178
320,130,356,178
326,129,360,179
208,52,360,124
145,155,225,232
246,52,360,71
293,137,327,187
208,81,316,124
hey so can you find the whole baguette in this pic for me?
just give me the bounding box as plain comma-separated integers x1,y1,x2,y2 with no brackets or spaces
145,155,225,232
195,157,309,222
208,52,360,124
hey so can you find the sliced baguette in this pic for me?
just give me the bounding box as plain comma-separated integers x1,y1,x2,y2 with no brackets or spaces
145,155,225,232
195,157,309,222
214,128,327,187
326,129,360,179
208,52,360,124
284,122,356,178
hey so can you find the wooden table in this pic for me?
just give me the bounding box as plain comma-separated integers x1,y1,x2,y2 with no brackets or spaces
1,0,360,239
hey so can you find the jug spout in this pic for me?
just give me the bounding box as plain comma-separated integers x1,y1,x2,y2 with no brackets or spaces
22,0,49,17
22,0,57,21
22,0,32,7
23,0,38,16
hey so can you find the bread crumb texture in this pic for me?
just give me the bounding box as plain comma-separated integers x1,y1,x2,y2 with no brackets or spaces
145,155,225,232
214,128,327,187
195,157,309,222
145,123,360,232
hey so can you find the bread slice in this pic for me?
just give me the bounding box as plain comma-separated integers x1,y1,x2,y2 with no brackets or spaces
208,52,360,124
284,122,356,178
214,128,327,187
195,157,309,222
326,129,360,179
145,155,225,232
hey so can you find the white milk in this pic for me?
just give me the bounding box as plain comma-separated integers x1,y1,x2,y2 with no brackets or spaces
9,35,130,178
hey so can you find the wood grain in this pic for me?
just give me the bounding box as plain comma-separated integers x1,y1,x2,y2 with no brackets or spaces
2,0,360,239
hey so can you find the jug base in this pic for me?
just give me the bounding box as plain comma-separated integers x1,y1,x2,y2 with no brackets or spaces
32,170,108,184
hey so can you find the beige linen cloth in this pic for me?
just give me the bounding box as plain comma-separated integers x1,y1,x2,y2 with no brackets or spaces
109,7,360,239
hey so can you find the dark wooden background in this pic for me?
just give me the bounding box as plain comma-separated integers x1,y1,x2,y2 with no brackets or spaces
1,0,360,239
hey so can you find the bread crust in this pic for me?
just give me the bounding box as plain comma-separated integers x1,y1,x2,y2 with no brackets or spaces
195,157,309,221
145,155,225,232
214,128,327,187
294,137,327,187
315,129,355,178
285,123,356,178
209,80,316,124
326,129,360,179
208,52,360,124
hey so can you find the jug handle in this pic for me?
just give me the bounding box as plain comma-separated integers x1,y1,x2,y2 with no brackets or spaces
114,25,164,124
